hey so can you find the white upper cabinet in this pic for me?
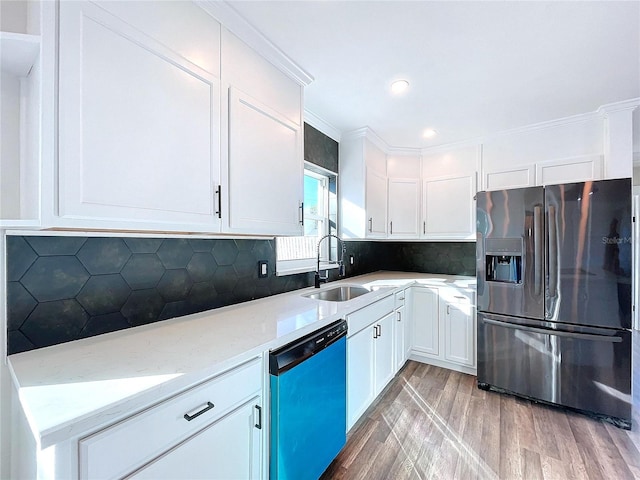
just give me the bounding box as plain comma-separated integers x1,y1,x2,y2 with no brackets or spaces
534,154,603,186
387,154,420,238
221,29,303,236
480,114,611,191
340,132,388,238
364,140,388,238
0,0,43,227
483,165,535,191
365,168,387,237
421,146,478,240
57,1,222,231
388,178,420,237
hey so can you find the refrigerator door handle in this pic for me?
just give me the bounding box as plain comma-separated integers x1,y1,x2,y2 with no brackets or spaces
547,205,558,297
533,205,543,296
481,318,622,343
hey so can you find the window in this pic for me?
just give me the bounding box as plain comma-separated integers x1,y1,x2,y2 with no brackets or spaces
276,163,337,275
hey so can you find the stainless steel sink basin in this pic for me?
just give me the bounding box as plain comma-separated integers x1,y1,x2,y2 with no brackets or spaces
303,285,371,302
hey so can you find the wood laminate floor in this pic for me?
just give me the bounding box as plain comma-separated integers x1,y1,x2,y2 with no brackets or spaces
322,332,640,480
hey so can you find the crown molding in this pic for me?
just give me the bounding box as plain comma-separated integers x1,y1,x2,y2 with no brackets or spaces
304,109,341,142
423,98,640,153
597,98,640,116
386,147,422,156
341,127,386,152
486,110,599,142
197,1,314,86
421,138,483,156
341,99,640,160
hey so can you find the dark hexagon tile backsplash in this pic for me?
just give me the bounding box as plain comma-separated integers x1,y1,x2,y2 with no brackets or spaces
6,235,475,355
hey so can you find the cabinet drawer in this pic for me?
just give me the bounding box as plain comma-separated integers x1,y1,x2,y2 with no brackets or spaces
447,289,475,305
79,357,262,480
394,290,406,309
347,294,394,336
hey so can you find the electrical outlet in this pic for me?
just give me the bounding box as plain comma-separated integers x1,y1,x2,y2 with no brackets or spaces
258,261,268,278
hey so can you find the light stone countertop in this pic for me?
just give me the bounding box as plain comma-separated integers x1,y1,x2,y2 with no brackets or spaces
8,271,475,449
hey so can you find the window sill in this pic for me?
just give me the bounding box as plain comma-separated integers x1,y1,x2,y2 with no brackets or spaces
275,262,340,277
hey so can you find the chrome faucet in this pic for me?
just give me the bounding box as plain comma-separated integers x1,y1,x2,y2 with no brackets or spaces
315,234,347,288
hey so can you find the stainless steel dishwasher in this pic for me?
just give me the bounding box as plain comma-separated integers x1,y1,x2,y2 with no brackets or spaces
269,319,347,480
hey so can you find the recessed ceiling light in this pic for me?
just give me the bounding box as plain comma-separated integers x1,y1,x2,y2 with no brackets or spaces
423,129,438,138
390,79,409,94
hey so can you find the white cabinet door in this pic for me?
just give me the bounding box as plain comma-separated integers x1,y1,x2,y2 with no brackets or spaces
226,87,303,235
347,326,375,430
443,299,475,368
484,165,535,191
58,1,221,231
411,287,440,357
422,175,475,239
388,178,420,238
365,168,387,237
393,305,406,373
129,398,262,480
535,154,603,186
373,312,395,395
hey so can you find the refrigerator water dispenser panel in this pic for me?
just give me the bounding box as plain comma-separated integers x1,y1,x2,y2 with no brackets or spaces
485,238,523,284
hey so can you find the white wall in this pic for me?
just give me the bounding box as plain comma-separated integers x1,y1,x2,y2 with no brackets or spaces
633,108,639,186
1,231,10,479
633,108,639,156
0,74,22,219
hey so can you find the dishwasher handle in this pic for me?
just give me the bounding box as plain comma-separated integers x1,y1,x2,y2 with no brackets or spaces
269,319,348,375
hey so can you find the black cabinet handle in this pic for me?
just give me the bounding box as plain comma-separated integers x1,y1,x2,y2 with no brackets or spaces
183,401,215,421
215,186,222,219
255,405,262,429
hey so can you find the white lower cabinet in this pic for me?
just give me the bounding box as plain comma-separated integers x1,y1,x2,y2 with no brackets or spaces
443,295,475,367
346,295,395,430
79,358,264,480
347,312,395,430
129,397,261,480
410,286,476,374
346,323,375,430
411,286,440,357
393,289,409,373
373,312,395,394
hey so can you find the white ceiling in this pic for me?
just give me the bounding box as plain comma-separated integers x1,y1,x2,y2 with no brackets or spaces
227,0,639,149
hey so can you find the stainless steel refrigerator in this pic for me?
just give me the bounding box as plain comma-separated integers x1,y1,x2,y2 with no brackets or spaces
476,178,633,428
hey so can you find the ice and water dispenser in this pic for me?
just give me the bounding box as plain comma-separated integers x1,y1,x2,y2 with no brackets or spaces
484,238,523,284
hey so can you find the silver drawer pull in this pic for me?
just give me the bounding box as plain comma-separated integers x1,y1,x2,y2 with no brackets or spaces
454,296,467,300
184,401,215,421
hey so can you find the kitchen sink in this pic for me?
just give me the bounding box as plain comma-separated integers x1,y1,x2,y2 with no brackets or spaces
303,285,371,302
